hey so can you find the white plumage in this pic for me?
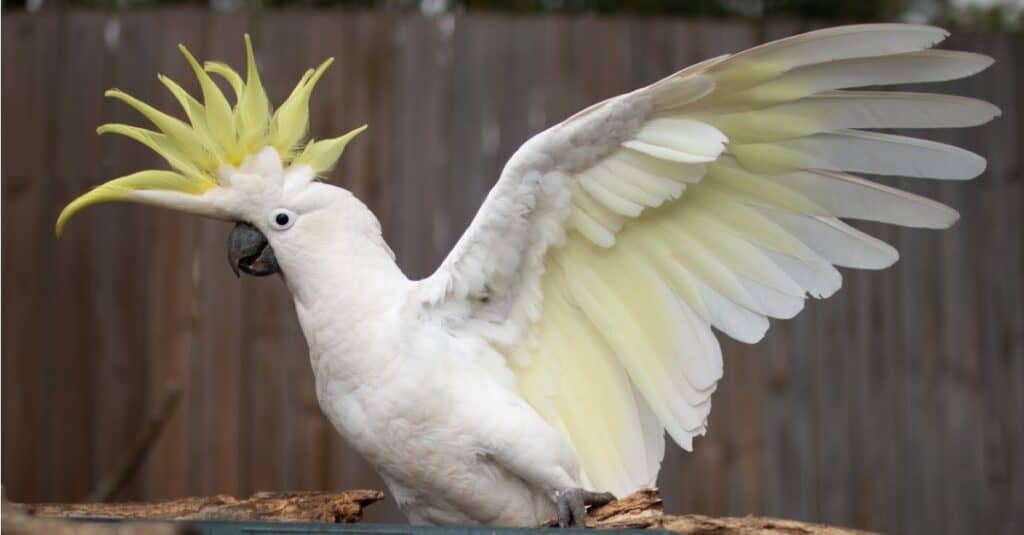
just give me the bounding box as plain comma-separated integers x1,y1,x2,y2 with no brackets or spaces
58,23,998,527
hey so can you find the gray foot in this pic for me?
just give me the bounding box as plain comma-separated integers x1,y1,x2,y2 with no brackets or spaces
555,488,616,528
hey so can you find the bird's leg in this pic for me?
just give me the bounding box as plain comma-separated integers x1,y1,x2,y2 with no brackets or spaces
555,488,615,528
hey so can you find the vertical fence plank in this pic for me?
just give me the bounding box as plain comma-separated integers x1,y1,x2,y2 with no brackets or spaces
49,10,108,501
87,10,164,501
1010,32,1024,534
1,11,60,502
387,14,455,279
960,29,1023,535
447,13,497,241
928,29,988,535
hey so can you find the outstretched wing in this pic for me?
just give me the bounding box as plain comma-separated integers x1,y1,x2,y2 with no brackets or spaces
414,24,997,496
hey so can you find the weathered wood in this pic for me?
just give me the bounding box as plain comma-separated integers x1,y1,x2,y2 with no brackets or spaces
586,487,666,529
50,10,107,504
660,514,874,535
3,502,183,535
90,11,163,504
2,11,61,502
563,489,873,534
25,490,384,524
536,489,874,533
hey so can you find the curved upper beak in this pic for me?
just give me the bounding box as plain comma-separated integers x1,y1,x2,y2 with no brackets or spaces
227,222,279,277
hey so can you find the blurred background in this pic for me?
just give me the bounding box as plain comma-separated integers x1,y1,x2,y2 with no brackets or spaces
2,0,1022,533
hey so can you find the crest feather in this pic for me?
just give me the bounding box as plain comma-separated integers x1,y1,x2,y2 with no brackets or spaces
56,35,365,237
236,34,272,156
105,88,219,170
96,123,206,179
293,125,369,174
178,44,238,158
157,74,219,155
56,170,215,236
268,58,335,158
204,61,244,100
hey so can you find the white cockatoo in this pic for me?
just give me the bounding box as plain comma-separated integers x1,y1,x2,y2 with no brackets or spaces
58,25,997,527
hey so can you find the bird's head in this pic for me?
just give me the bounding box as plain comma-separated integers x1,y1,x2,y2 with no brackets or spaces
56,35,366,278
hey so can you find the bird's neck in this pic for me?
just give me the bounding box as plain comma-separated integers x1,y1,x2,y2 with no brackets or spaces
273,195,412,386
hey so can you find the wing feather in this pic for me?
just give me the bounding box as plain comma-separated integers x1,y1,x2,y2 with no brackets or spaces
710,91,999,143
416,23,997,496
730,130,987,178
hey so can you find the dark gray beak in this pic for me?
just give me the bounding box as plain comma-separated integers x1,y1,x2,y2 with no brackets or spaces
227,222,279,277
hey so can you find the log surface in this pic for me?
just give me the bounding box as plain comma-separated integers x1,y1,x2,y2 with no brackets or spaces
24,490,384,524
585,489,876,534
3,499,183,535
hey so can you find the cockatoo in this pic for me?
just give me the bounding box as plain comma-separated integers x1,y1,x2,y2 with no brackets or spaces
58,24,997,527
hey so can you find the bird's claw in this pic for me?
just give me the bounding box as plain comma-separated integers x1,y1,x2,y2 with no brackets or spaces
555,488,615,528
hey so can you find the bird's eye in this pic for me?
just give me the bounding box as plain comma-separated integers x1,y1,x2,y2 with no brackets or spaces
269,208,296,230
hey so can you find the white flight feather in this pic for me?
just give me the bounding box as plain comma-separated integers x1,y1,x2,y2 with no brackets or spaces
710,91,999,143
747,49,994,100
713,24,949,71
730,130,987,179
770,169,961,228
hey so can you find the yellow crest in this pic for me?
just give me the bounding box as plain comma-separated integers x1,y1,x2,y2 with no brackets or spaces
56,35,366,236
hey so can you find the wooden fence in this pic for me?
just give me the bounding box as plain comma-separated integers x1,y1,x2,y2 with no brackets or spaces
2,8,1022,534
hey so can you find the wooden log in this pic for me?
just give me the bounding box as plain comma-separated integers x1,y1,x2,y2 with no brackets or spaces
19,488,871,534
661,515,876,535
3,514,183,535
23,490,384,524
582,488,877,535
3,499,183,535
